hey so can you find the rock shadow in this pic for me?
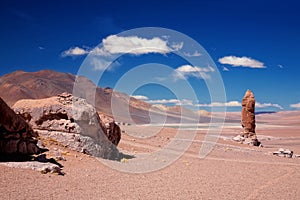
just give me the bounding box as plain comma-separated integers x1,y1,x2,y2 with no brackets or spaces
116,152,135,161
0,152,64,169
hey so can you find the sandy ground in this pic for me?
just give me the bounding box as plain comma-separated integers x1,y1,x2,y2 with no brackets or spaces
1,122,300,199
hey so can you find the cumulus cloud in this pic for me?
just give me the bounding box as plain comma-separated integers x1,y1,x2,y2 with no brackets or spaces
147,98,193,106
100,35,181,55
62,34,184,58
290,102,300,108
218,56,266,68
61,47,89,57
174,64,215,80
90,46,111,56
131,95,149,100
176,65,215,73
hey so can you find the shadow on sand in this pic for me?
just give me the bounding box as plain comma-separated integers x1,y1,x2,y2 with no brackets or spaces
0,149,64,169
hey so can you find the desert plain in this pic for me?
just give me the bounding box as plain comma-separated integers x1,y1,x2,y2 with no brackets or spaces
1,111,299,200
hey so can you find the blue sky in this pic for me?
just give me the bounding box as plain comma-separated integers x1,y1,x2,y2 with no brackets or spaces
1,0,300,111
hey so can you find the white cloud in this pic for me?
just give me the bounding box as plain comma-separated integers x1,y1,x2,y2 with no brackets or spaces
176,65,215,73
222,66,229,71
90,46,111,56
131,95,149,100
256,102,283,109
147,98,193,106
197,101,283,109
62,35,184,58
89,57,112,71
61,47,89,57
183,50,201,57
101,35,180,55
197,101,241,107
174,64,215,80
290,102,300,108
218,56,266,68
170,42,184,51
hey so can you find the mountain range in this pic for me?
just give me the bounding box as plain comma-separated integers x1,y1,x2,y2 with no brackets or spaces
0,70,207,124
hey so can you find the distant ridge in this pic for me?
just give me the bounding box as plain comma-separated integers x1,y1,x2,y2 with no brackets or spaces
0,70,209,124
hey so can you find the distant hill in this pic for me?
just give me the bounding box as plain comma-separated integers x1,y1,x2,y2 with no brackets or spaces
0,70,75,106
0,70,208,124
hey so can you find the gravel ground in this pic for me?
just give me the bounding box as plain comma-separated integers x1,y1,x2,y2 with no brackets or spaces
1,124,300,200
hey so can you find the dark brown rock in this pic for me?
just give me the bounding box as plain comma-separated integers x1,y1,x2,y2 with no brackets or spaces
0,97,41,155
98,113,121,146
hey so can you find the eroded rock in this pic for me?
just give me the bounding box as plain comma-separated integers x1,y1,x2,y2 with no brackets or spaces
13,93,119,159
98,113,121,146
0,97,42,155
241,89,256,136
232,90,261,146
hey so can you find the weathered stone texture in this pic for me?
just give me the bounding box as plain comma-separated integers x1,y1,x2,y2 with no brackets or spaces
0,97,41,155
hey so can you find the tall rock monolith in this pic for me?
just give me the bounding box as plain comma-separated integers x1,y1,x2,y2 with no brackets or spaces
241,89,256,137
233,90,261,146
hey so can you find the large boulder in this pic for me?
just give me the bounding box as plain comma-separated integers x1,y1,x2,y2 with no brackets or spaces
13,93,119,159
0,97,41,155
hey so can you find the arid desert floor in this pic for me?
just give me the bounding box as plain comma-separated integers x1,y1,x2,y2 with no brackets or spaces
1,121,300,200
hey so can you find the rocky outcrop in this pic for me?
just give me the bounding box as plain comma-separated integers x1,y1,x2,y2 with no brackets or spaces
13,93,119,159
233,90,261,146
0,97,42,155
241,90,256,136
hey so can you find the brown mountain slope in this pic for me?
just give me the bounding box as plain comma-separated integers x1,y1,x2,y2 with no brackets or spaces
0,70,205,124
0,70,75,106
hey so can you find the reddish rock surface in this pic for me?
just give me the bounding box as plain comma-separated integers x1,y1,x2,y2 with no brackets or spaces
241,89,256,136
98,113,121,146
0,97,41,155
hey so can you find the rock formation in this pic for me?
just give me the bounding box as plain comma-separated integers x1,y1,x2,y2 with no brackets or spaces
233,90,261,146
241,89,256,137
98,113,121,146
273,148,294,158
13,93,120,159
0,97,42,155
